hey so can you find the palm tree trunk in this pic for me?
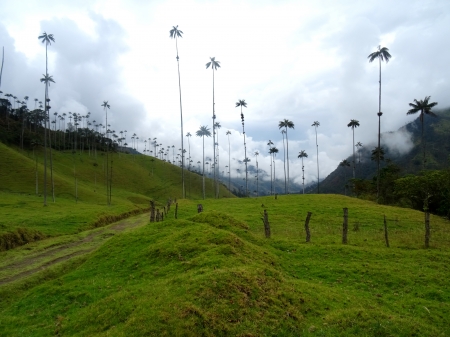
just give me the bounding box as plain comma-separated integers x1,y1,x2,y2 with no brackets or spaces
175,36,185,199
352,128,355,179
212,68,217,198
286,128,290,194
202,136,205,199
422,115,425,170
377,56,382,203
315,127,319,194
282,133,286,194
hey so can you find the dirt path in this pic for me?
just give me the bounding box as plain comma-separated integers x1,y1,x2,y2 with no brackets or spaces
0,213,149,286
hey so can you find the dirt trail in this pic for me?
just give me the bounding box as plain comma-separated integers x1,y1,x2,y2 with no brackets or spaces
0,213,149,286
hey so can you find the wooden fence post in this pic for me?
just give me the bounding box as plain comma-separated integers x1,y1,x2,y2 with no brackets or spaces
425,211,430,248
156,209,160,222
342,208,348,244
304,212,312,242
261,210,271,238
175,203,178,219
150,200,155,222
384,215,389,248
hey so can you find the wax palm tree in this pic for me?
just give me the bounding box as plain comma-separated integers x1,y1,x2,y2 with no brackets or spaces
339,159,351,195
281,129,287,194
254,151,260,197
38,32,55,206
407,96,438,169
170,25,186,198
368,45,391,201
355,142,363,163
278,119,294,194
40,74,56,202
312,121,320,193
371,147,385,162
347,119,360,179
186,132,192,170
214,121,222,197
226,130,232,194
236,99,249,196
270,147,279,194
196,125,211,199
298,150,308,194
206,57,221,197
267,140,274,194
0,46,3,89
102,101,111,205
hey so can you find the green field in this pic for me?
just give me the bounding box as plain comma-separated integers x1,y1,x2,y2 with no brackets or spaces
1,143,450,336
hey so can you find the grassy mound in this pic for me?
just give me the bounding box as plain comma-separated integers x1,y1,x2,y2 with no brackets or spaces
1,209,449,336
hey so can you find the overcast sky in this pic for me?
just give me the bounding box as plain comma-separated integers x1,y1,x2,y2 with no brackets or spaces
1,0,449,188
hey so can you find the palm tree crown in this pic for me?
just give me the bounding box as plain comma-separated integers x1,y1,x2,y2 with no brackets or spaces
368,46,392,64
407,96,438,168
206,57,221,70
278,119,294,194
169,25,183,39
196,126,211,199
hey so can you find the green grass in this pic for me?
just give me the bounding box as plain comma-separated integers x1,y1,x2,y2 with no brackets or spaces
0,196,449,336
0,142,232,249
1,143,450,335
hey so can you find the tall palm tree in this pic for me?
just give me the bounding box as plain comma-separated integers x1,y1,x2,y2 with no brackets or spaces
38,32,55,206
267,140,274,194
407,96,438,169
170,25,185,198
214,121,221,197
270,147,279,194
226,130,232,194
206,57,221,197
355,142,363,164
298,150,308,194
196,125,211,199
368,45,391,201
102,101,111,205
278,119,294,194
339,159,351,195
0,46,4,89
40,74,56,203
281,129,287,194
186,132,192,170
254,151,259,197
347,119,360,179
236,99,248,196
311,121,320,193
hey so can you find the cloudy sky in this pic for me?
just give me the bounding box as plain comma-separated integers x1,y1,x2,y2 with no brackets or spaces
1,0,449,188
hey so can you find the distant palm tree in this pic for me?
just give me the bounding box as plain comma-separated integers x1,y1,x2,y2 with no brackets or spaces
339,159,351,195
214,121,221,197
298,150,308,194
312,121,320,193
226,130,232,194
355,142,363,163
281,129,287,194
267,140,274,194
196,125,211,199
347,119,360,179
206,57,221,197
236,99,249,196
186,132,192,170
254,151,260,197
407,96,438,169
40,74,56,203
368,45,391,201
371,147,384,162
102,101,111,205
170,25,185,198
278,119,294,193
38,32,55,206
270,147,279,194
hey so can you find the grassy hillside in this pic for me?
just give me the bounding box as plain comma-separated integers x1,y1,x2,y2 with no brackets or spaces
1,195,449,336
0,142,233,249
